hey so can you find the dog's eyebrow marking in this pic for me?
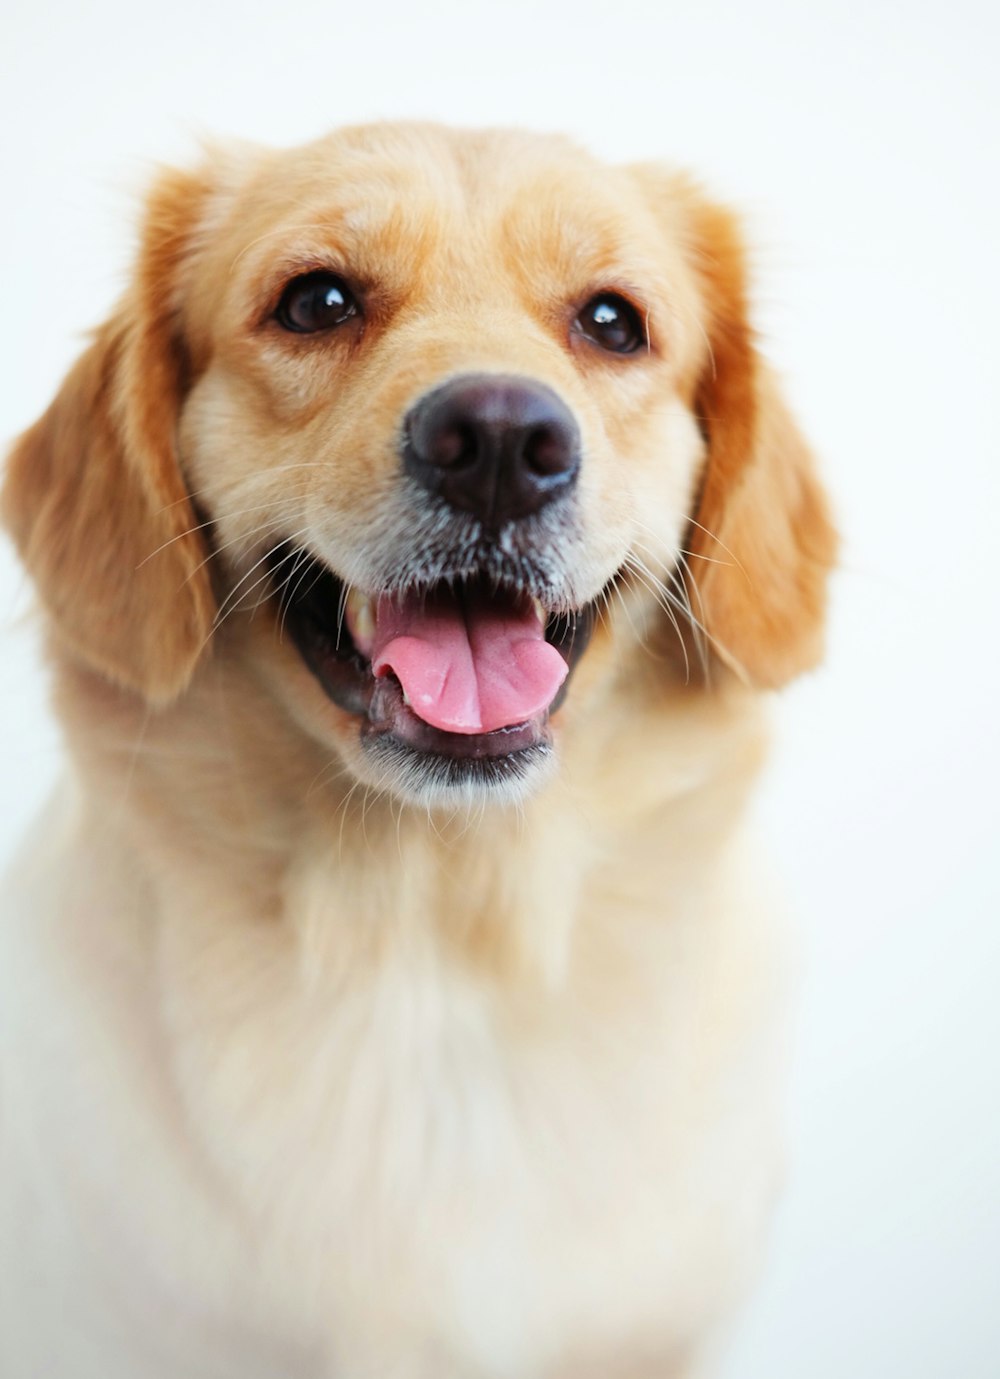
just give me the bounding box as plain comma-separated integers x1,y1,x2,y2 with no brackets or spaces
227,222,346,277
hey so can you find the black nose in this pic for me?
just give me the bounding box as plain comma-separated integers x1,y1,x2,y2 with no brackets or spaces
403,374,580,528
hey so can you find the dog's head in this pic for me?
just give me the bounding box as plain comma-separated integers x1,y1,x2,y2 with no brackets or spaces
3,124,835,807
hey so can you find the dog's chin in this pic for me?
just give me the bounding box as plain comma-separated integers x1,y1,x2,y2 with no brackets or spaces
264,544,597,809
360,672,558,807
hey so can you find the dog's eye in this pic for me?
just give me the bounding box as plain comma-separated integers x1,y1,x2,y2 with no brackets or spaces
575,294,644,354
274,272,360,333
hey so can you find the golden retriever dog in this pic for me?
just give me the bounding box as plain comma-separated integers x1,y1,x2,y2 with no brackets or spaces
0,122,835,1378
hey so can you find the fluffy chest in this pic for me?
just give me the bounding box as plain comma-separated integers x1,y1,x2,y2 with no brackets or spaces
3,794,783,1377
149,832,784,1373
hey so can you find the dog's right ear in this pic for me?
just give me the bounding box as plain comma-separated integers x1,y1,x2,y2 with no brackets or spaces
2,165,219,704
630,164,836,688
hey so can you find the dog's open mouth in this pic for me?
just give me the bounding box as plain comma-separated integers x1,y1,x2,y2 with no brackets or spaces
268,544,596,786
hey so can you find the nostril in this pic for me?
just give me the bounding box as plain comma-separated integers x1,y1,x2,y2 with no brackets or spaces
523,422,576,477
429,422,477,470
409,410,472,470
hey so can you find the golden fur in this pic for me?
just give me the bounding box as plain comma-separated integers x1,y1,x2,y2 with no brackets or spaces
0,123,834,1377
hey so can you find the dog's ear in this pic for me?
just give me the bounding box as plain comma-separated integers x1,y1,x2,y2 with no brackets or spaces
633,168,837,688
1,165,218,704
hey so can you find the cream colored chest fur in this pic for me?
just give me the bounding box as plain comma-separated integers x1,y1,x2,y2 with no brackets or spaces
2,720,786,1379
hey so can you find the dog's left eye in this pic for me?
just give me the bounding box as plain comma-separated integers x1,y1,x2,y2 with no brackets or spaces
574,294,644,354
274,272,360,333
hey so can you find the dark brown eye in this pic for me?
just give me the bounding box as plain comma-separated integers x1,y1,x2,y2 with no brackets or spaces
274,272,359,333
575,293,644,354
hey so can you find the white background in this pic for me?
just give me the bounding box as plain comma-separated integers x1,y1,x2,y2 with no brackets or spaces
2,1,998,1375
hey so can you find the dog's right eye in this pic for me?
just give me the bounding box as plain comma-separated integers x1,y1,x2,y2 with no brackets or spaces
274,272,360,333
574,293,644,355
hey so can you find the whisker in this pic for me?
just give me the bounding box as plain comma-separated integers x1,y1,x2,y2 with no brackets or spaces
135,516,217,569
178,509,305,591
137,494,305,570
627,515,736,573
677,548,735,568
682,516,749,581
276,546,317,642
152,461,338,518
623,554,691,682
609,575,649,656
335,579,350,652
207,528,312,648
626,540,724,681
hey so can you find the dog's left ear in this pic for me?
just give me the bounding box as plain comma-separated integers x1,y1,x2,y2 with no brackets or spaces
632,167,837,688
1,165,218,704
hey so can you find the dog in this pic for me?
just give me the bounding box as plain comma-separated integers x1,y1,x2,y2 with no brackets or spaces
0,122,835,1378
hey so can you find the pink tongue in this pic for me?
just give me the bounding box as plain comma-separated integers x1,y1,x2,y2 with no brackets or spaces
369,591,568,735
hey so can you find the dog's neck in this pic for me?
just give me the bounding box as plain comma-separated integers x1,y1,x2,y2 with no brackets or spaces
50,636,768,989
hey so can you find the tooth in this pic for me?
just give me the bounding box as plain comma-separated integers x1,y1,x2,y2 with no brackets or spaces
531,597,546,624
345,587,376,651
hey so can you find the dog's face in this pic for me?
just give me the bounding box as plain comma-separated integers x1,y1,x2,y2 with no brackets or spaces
3,124,835,807
177,126,709,803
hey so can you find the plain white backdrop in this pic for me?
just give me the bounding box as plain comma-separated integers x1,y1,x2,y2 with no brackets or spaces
1,1,998,1374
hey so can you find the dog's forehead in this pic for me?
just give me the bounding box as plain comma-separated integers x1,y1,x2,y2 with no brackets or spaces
214,125,668,297
256,123,631,221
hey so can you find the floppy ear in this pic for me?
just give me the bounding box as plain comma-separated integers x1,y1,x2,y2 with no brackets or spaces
634,168,837,688
1,166,217,704
683,193,836,687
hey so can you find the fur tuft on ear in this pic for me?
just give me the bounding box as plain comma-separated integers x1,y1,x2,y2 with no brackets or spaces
1,166,218,704
633,168,837,688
